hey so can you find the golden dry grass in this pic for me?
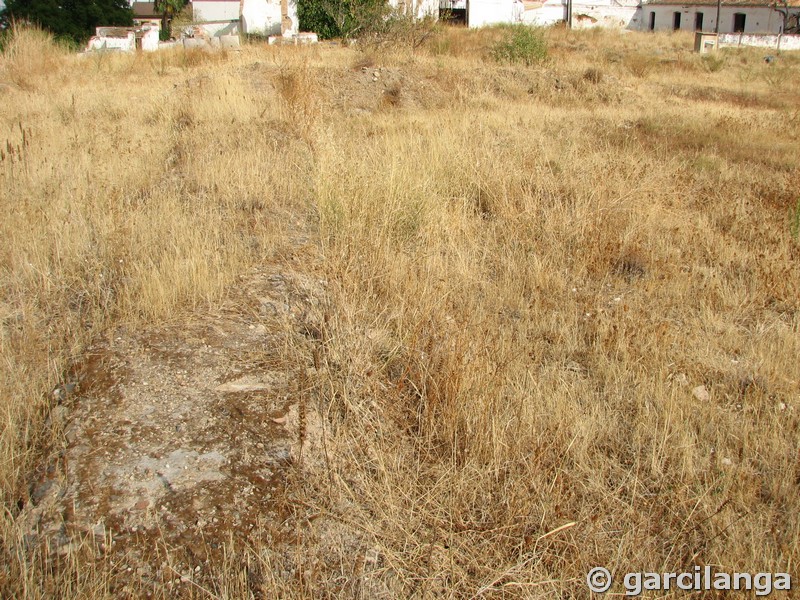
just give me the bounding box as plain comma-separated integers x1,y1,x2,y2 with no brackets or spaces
1,24,799,598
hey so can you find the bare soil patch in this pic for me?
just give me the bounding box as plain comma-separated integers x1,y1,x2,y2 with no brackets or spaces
20,260,333,593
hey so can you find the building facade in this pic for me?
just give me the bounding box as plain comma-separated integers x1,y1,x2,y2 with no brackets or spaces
193,0,299,36
639,0,799,33
432,0,797,32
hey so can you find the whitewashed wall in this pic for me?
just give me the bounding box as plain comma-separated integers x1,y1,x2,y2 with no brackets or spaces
571,2,641,28
519,0,639,27
194,21,241,36
448,0,638,29
242,0,282,35
469,0,516,26
719,32,800,48
241,0,299,35
640,4,782,33
141,27,160,50
521,0,565,26
87,26,161,52
87,30,135,52
193,0,241,22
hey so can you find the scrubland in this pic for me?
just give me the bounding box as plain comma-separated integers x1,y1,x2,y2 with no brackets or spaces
0,23,798,598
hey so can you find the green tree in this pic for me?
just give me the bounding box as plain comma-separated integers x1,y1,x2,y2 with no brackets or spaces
153,0,186,41
298,0,389,40
298,0,340,39
0,0,133,44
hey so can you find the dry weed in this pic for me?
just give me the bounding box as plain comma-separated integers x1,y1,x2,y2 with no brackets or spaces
1,24,799,599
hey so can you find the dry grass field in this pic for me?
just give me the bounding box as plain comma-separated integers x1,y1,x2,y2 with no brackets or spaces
0,23,798,598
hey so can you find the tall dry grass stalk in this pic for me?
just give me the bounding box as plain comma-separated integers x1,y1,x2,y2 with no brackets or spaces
1,24,798,597
0,25,70,90
0,29,315,596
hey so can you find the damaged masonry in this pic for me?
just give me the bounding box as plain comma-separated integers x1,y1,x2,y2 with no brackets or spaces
86,0,315,53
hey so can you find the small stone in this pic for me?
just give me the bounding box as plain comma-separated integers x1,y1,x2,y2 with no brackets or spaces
65,427,78,444
260,300,278,316
51,405,69,424
565,361,585,375
779,402,787,411
721,457,733,466
216,381,270,393
31,480,55,504
692,385,710,402
365,546,380,565
673,373,689,387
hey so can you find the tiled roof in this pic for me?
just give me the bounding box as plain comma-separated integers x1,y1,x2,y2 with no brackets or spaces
132,2,158,18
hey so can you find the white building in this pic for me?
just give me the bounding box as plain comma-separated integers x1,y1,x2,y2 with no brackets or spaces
193,0,299,36
437,0,640,28
639,0,800,33
86,25,160,52
192,0,241,22
426,0,800,32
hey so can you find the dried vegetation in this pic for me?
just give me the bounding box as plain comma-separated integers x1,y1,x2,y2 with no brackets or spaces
1,23,799,598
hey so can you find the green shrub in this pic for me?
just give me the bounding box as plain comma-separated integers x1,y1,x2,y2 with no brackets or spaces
0,0,133,45
490,25,547,66
297,0,341,40
297,0,389,41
